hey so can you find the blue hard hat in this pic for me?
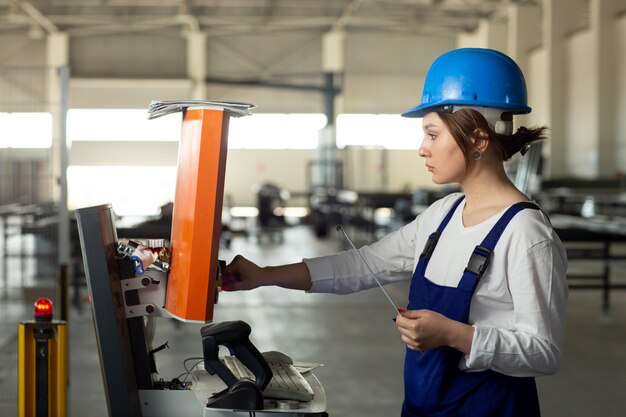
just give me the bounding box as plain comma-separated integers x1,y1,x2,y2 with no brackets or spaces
401,48,531,118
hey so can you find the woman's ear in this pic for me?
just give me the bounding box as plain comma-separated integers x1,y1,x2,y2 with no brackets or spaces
471,128,490,152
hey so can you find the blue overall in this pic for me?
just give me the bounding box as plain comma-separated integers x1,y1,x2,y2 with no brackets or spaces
402,196,541,417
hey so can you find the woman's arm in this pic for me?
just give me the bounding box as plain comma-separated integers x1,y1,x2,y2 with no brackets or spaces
222,255,312,291
305,219,418,294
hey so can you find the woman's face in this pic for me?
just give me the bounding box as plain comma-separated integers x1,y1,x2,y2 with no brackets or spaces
418,112,467,185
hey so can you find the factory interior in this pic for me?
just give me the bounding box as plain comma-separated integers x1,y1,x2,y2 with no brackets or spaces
2,0,626,416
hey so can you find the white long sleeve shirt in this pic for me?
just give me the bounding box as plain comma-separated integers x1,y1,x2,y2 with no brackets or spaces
303,192,568,377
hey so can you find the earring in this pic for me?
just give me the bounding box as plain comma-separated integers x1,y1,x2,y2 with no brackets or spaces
471,148,482,161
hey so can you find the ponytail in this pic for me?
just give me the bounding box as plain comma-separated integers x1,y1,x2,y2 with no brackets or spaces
501,126,548,160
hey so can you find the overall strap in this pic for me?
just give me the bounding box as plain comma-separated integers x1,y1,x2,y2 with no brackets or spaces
420,195,465,261
458,201,540,292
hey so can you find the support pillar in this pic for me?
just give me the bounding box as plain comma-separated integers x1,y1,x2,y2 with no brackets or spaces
543,0,569,178
591,0,620,177
46,32,68,205
46,33,70,270
317,29,345,188
506,4,541,80
507,3,542,130
46,36,71,410
457,18,506,51
186,31,207,100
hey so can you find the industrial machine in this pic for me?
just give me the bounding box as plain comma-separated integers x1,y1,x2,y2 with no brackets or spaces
75,102,328,417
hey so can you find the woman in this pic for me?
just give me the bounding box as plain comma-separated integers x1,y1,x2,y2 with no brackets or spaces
222,48,568,417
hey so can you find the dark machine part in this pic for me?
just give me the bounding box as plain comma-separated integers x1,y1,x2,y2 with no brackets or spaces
148,342,169,375
119,257,154,389
206,380,263,411
201,320,272,410
216,260,226,304
257,183,287,229
34,326,53,417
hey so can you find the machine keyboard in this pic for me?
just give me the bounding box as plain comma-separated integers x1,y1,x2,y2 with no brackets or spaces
221,355,315,402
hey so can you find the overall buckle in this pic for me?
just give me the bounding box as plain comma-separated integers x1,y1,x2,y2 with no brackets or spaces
421,232,440,260
465,245,492,278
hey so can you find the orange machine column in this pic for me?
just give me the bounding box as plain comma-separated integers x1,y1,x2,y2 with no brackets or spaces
166,108,230,322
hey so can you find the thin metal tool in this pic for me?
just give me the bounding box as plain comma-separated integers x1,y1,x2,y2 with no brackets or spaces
336,225,401,316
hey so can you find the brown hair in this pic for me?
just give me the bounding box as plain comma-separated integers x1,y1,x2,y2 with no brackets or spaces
437,109,548,164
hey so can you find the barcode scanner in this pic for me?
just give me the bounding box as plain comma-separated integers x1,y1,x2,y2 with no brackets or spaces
201,320,272,410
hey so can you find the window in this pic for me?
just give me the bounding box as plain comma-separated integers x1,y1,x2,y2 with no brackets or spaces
0,112,52,148
336,114,422,149
68,165,177,217
67,109,326,150
228,113,326,149
67,109,181,142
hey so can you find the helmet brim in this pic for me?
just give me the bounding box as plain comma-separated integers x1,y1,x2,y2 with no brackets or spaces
401,100,532,118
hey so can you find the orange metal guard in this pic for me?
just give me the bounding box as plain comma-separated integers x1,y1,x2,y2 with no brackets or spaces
166,108,230,322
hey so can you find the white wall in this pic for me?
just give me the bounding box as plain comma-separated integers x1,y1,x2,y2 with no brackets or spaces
457,18,508,54
69,142,437,206
68,142,305,207
387,149,435,191
224,149,314,206
526,48,548,128
565,30,596,178
341,147,433,193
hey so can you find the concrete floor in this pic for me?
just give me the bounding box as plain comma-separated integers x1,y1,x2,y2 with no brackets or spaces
2,225,626,416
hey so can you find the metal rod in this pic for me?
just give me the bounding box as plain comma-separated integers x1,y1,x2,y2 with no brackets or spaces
336,225,400,315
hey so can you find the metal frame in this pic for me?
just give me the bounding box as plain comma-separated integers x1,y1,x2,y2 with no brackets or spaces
75,204,145,417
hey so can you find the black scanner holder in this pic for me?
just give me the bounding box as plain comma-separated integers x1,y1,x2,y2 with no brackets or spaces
201,320,273,410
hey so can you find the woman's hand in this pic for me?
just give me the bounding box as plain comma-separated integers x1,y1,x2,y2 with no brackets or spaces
395,309,474,354
221,255,265,291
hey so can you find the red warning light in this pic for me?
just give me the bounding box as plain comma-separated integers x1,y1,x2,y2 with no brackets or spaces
34,298,54,322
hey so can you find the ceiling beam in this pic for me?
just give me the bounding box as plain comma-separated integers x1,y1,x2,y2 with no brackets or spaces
9,0,58,34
